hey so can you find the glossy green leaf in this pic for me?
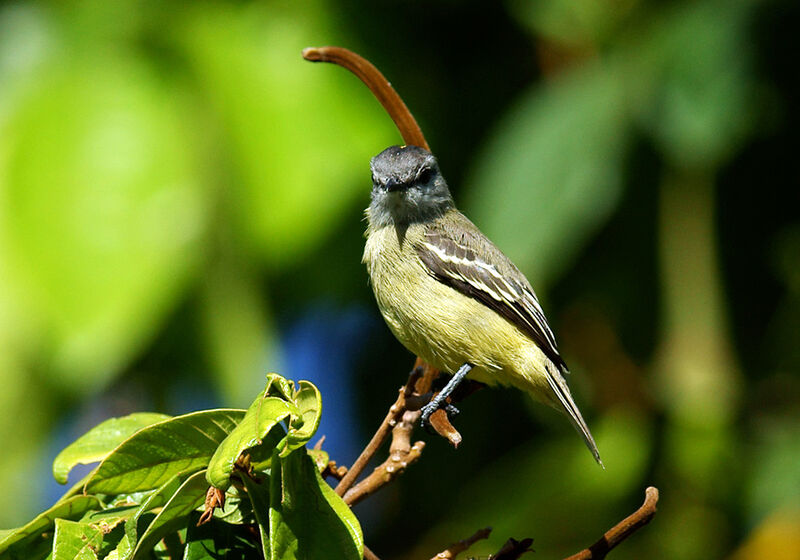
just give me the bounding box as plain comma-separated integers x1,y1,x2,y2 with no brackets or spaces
206,390,294,490
53,413,171,485
129,471,209,560
280,381,322,458
80,506,139,539
239,471,271,557
0,496,101,557
113,474,186,560
51,519,103,560
466,62,629,288
307,449,330,473
269,449,362,560
264,373,295,403
84,409,244,495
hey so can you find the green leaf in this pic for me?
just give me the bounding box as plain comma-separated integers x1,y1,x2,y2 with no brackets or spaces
114,474,186,560
203,487,253,525
53,413,171,485
51,519,103,560
269,449,363,560
183,518,262,560
130,470,209,560
307,449,330,473
264,373,295,403
0,496,102,557
239,472,271,557
466,62,629,288
207,392,293,490
76,506,137,557
84,409,245,495
280,381,322,458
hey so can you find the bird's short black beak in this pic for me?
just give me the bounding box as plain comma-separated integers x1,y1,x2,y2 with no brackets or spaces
385,178,406,192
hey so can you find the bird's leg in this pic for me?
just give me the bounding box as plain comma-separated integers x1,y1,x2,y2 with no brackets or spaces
420,363,473,427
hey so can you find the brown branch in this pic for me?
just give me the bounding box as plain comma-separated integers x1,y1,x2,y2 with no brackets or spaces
492,537,535,560
343,408,425,506
429,527,492,560
563,486,659,560
302,46,429,150
364,545,381,560
334,365,423,496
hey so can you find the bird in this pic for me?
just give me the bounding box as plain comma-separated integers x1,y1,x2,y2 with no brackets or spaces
362,144,602,465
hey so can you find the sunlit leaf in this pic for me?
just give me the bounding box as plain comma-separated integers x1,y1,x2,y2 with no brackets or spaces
206,392,293,490
269,449,362,560
84,409,244,495
280,381,322,458
51,519,103,560
265,373,296,403
129,471,209,560
53,413,171,485
80,506,139,538
0,496,101,557
307,449,330,473
113,473,186,560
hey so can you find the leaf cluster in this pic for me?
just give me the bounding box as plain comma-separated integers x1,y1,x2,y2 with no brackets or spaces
0,374,362,560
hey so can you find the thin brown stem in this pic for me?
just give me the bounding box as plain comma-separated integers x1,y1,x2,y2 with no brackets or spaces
302,46,429,150
429,527,492,560
334,368,422,497
364,544,381,560
563,486,659,560
343,408,425,506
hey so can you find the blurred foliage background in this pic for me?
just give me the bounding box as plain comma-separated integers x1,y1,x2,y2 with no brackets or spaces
0,0,798,558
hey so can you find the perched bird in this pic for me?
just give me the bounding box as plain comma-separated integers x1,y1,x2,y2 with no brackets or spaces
363,145,602,464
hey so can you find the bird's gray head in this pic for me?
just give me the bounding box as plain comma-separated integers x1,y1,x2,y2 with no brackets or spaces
367,145,454,228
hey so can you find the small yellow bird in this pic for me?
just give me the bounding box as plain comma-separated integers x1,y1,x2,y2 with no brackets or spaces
363,145,601,464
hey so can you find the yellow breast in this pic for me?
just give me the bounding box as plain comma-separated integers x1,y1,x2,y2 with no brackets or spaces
363,223,552,399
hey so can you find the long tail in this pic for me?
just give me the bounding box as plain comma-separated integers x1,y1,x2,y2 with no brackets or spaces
544,363,603,467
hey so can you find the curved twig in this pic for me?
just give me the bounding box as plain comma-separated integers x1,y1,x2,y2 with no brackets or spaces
302,46,429,150
430,527,492,560
334,366,423,496
563,487,659,560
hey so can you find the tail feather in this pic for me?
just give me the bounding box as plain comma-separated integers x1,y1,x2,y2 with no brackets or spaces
544,364,603,467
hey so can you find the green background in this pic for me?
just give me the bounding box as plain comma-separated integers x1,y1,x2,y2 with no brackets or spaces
0,0,798,558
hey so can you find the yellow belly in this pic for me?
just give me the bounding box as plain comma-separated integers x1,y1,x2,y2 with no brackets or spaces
363,224,553,401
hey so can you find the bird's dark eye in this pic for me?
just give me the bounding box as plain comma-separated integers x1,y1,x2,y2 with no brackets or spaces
417,167,433,183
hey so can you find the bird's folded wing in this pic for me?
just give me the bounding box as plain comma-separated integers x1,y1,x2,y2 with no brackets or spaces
416,219,567,371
